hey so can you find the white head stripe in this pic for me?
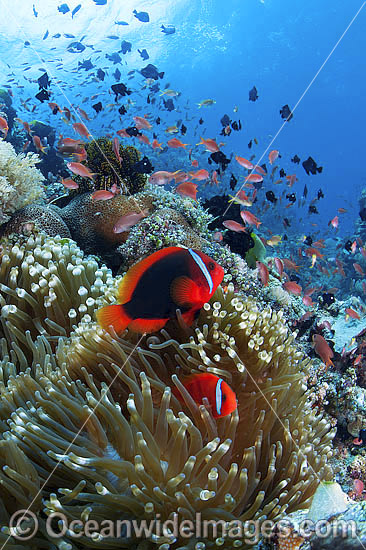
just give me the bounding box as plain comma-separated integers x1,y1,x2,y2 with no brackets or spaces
188,249,213,293
216,378,223,415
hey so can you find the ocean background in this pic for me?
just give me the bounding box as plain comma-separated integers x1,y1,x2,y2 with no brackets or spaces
0,0,365,236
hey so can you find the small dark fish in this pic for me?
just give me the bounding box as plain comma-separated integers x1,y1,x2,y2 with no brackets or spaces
107,35,119,40
283,217,291,227
58,3,70,14
35,89,51,102
231,120,241,131
308,205,318,214
280,104,293,121
266,191,277,203
33,4,38,17
248,140,252,149
72,3,81,17
53,33,61,38
230,173,237,191
132,155,154,174
133,9,149,22
291,154,300,164
303,184,308,198
113,68,121,81
93,0,107,4
360,208,366,222
249,86,258,101
199,118,204,125
180,124,187,135
92,101,103,113
78,59,94,70
304,236,313,246
150,83,159,93
302,156,323,175
210,151,230,171
156,117,161,125
67,41,85,53
161,24,175,34
317,188,324,199
220,114,230,126
120,40,132,54
111,82,132,98
96,68,105,81
106,52,121,64
163,98,175,112
125,126,141,137
279,168,286,178
140,64,164,80
286,193,296,203
115,20,128,25
38,72,50,89
24,41,30,46
43,30,49,40
64,33,75,38
138,48,149,60
118,105,127,115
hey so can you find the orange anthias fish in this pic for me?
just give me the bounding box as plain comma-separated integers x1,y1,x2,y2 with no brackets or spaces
61,178,79,189
97,247,224,334
0,116,9,138
133,116,152,130
67,162,96,179
268,149,279,164
173,373,237,418
223,220,246,233
48,102,63,114
312,334,334,368
197,137,220,153
167,138,187,148
113,137,121,164
345,307,361,320
176,182,198,200
32,135,47,154
244,173,263,183
113,209,149,234
235,155,254,170
149,170,180,185
92,190,116,201
240,210,261,228
72,122,91,139
189,169,209,181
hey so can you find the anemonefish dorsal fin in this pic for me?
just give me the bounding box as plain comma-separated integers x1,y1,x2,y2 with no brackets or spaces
96,304,131,335
117,247,184,304
170,276,201,308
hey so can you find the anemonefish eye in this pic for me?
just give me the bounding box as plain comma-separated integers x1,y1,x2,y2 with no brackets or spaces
208,262,215,271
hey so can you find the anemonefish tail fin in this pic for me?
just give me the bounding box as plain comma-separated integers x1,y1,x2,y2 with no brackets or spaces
96,304,131,335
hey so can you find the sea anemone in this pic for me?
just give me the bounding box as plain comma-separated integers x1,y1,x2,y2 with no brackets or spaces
0,232,335,549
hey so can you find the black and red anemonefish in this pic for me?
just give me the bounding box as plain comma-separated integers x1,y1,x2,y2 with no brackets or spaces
96,246,224,335
173,373,237,418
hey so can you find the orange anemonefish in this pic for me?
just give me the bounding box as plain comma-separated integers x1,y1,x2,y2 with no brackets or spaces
173,373,237,418
96,246,224,335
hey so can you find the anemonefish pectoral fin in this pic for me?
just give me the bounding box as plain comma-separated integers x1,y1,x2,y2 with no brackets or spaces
128,317,168,334
170,276,201,308
96,304,131,335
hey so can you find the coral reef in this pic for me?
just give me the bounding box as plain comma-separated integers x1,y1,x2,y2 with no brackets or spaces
73,137,147,195
0,138,45,225
1,203,71,238
0,230,336,549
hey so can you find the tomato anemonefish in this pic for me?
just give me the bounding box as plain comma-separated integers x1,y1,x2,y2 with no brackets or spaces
173,373,237,418
96,246,224,335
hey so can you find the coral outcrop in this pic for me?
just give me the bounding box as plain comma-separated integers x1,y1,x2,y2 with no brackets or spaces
0,138,45,225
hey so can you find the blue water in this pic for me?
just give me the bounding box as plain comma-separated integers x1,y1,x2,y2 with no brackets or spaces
0,0,365,238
